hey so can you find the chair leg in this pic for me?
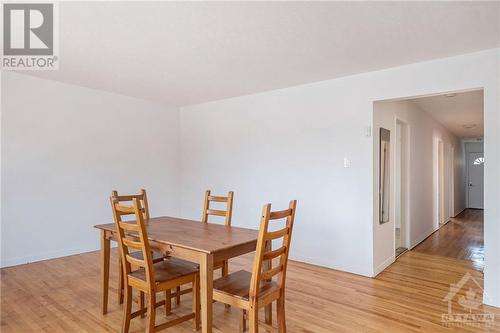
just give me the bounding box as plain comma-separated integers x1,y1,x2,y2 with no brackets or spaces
193,275,200,331
118,256,124,304
277,296,286,333
146,291,157,333
222,261,230,309
248,305,258,333
140,291,145,318
222,260,229,277
122,286,132,333
239,310,247,332
165,289,172,316
264,303,272,332
176,286,181,305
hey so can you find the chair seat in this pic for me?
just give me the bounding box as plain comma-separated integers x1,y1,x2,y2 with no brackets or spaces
129,257,198,284
129,250,165,263
213,270,279,301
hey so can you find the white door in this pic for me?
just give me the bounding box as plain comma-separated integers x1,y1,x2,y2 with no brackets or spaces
468,152,484,209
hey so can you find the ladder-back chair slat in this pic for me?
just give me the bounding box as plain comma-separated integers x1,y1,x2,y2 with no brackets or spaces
269,209,293,220
115,204,136,215
260,265,283,281
122,237,143,250
125,254,147,268
262,246,287,261
264,228,288,241
118,222,140,232
207,195,228,202
206,209,227,217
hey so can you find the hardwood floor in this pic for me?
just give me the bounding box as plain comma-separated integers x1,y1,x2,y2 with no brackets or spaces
413,209,484,271
2,246,499,332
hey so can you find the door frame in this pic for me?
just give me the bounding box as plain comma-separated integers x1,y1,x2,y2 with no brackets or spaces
394,117,410,251
449,145,455,217
434,138,446,229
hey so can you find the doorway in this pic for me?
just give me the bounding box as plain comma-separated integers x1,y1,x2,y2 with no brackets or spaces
395,119,409,257
448,146,455,218
435,139,446,228
373,89,486,278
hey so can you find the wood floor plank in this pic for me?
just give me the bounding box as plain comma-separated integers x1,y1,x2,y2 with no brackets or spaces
413,209,484,271
1,209,498,332
1,249,499,332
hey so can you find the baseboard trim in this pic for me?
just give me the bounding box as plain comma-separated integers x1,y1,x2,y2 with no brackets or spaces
0,243,117,268
289,253,372,278
409,226,439,250
484,295,500,309
410,208,475,250
453,208,467,218
373,255,396,276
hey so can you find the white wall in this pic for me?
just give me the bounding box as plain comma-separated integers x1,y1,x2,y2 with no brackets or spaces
0,72,181,267
1,50,499,308
179,49,500,307
179,80,375,276
373,100,465,274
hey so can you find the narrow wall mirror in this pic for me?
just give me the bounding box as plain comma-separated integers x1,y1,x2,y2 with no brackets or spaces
379,128,391,224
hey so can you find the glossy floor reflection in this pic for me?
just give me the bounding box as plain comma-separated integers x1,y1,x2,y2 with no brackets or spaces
413,209,484,271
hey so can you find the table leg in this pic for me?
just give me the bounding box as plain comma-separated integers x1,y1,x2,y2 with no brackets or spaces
101,229,110,315
264,240,272,331
200,253,214,333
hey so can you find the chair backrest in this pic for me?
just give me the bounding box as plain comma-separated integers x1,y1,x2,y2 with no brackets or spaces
111,189,150,219
201,190,234,226
110,192,155,288
249,200,297,299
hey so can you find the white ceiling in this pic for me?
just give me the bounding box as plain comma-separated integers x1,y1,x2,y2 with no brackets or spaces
411,90,484,138
24,1,500,106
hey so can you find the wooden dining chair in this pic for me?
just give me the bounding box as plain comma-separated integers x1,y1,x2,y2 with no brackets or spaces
175,189,235,308
111,196,200,333
202,190,234,226
203,189,234,271
112,190,166,306
212,200,297,333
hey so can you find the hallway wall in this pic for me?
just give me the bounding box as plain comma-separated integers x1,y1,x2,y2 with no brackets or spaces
373,100,465,274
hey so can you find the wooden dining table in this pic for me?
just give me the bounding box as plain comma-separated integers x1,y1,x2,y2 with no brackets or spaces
94,216,259,333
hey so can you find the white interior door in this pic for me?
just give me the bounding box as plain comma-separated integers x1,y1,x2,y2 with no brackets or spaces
468,152,484,209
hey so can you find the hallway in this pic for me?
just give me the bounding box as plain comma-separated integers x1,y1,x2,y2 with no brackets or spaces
412,209,484,271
